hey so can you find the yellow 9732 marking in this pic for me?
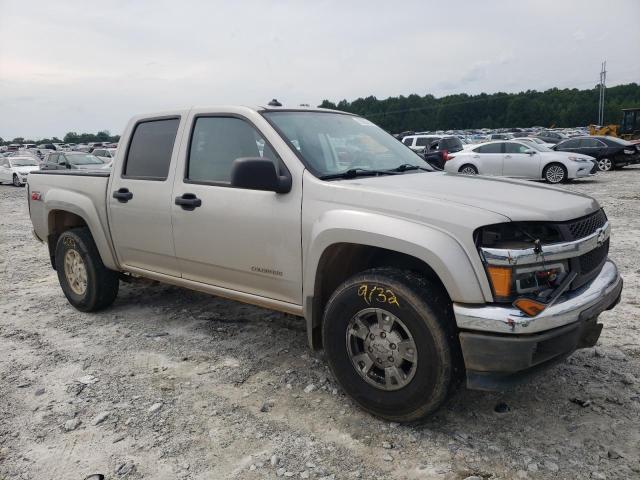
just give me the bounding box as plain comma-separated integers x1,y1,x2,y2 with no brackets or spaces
357,284,400,307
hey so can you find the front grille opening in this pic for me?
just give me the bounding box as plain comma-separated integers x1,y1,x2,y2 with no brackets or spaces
567,209,607,240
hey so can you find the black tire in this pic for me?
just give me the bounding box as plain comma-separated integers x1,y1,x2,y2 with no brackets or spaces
13,174,21,187
322,268,459,422
55,227,119,312
458,164,478,175
543,163,567,183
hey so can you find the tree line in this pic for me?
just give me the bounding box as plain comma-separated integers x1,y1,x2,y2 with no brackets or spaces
0,131,120,146
318,83,640,133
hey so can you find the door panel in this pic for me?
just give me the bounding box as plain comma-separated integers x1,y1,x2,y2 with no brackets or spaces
108,116,186,276
171,113,302,304
502,143,541,178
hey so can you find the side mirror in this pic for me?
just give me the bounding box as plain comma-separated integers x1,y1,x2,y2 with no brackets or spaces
230,157,291,193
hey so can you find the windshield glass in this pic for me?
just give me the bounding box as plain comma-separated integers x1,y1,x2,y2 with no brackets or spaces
263,111,432,177
68,154,104,165
11,158,39,166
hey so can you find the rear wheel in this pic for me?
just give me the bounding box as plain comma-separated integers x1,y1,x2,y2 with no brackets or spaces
322,268,459,422
598,158,613,172
458,164,478,175
55,227,119,312
543,163,566,183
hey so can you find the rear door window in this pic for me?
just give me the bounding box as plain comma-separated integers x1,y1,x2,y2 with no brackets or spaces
123,118,180,180
579,138,603,148
475,143,503,154
402,137,413,146
504,142,530,154
558,139,580,149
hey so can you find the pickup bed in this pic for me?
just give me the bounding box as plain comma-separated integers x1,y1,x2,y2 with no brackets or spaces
27,105,623,422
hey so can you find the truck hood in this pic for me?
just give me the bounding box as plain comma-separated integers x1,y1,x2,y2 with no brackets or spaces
340,172,600,222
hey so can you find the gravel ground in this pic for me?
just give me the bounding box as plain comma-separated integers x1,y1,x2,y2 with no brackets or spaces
1,169,639,480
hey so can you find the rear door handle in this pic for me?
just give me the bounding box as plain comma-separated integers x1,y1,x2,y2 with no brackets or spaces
175,193,202,211
113,188,133,203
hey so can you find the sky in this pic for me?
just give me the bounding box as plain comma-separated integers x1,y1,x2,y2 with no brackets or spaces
1,0,639,139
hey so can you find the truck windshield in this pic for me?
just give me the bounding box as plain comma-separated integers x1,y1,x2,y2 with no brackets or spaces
263,111,432,178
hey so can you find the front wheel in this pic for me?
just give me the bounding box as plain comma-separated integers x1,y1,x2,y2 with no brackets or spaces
598,158,613,171
12,174,21,187
322,268,459,422
543,163,567,183
55,227,119,312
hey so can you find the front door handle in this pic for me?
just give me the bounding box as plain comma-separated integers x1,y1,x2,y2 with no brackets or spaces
175,193,202,211
113,188,133,203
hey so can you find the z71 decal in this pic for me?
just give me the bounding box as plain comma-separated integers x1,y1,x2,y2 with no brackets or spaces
357,284,400,307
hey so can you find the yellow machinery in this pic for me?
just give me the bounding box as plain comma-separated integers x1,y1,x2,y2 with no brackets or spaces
588,124,618,136
589,108,640,139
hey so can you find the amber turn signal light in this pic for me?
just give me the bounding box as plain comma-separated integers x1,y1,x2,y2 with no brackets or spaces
486,266,512,299
513,298,547,317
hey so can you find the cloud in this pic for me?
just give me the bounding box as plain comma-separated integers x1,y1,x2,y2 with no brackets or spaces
0,0,639,138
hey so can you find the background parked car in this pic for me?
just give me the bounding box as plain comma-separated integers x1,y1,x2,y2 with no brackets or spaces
0,156,41,186
553,136,640,171
401,134,442,152
40,152,106,171
444,140,595,183
92,148,117,161
420,136,464,169
533,130,567,144
514,137,554,149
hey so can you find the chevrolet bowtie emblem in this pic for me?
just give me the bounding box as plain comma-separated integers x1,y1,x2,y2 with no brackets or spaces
596,228,606,247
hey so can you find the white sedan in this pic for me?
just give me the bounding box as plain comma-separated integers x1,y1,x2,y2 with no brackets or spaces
0,156,41,186
444,141,596,183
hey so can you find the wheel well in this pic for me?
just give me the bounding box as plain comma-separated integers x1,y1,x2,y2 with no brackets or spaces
47,210,88,269
458,164,477,172
309,243,450,349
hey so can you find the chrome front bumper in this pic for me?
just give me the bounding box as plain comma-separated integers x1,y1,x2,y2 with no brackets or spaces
453,259,622,335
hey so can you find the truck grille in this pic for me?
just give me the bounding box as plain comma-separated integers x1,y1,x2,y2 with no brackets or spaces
566,209,607,240
555,209,609,290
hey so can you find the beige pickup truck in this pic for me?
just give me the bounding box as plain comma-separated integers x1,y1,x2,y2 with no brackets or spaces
27,105,623,421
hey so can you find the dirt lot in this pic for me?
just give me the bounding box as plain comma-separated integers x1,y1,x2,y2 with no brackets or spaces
1,170,639,480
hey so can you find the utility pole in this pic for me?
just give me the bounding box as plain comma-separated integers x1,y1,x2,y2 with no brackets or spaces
598,61,607,125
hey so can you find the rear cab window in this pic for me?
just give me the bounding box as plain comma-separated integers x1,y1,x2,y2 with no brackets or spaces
123,118,180,180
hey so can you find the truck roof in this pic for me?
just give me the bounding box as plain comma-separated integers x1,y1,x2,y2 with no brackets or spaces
131,104,349,120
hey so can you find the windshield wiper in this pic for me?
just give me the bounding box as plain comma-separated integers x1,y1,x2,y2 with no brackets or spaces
319,168,400,180
386,163,431,173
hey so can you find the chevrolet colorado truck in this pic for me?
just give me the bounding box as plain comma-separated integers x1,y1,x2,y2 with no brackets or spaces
27,105,623,422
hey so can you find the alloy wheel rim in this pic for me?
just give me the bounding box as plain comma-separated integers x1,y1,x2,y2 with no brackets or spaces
460,166,477,175
64,249,88,295
546,165,564,183
13,175,20,186
598,158,612,171
345,307,418,391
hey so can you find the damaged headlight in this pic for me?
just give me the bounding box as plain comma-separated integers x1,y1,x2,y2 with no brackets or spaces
475,222,569,304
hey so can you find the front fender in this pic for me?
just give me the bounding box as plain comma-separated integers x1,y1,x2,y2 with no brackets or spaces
304,209,490,306
43,188,118,270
